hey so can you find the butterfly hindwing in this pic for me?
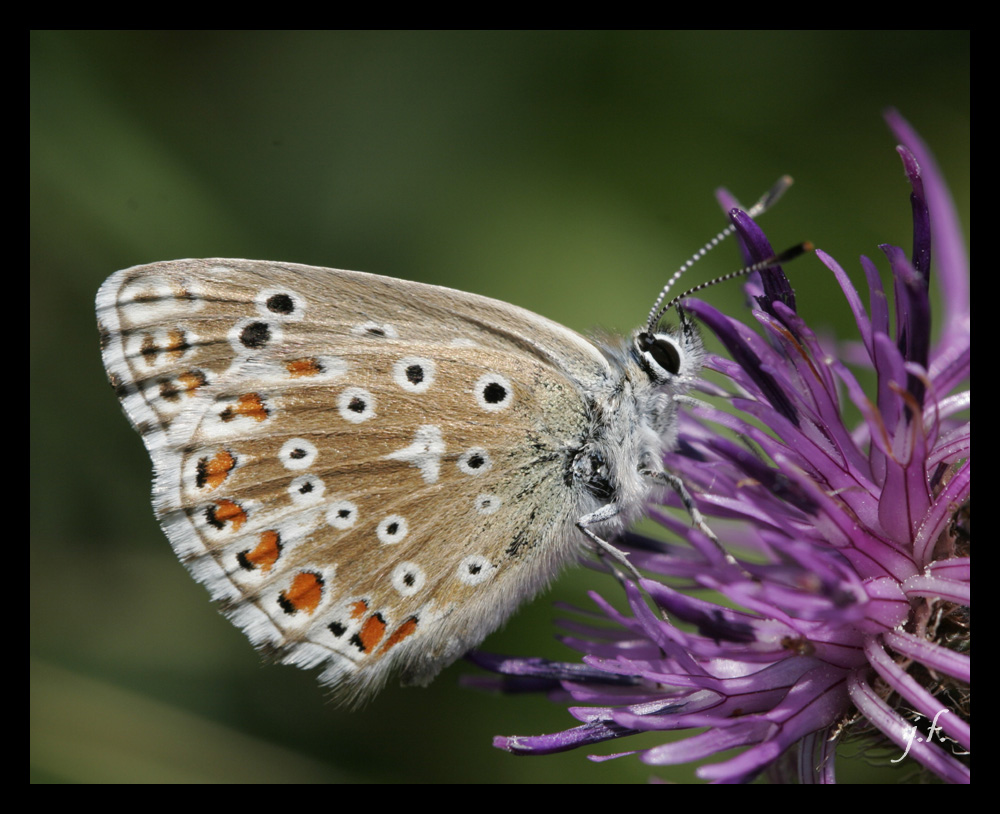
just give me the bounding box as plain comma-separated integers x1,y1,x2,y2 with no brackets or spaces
97,259,601,698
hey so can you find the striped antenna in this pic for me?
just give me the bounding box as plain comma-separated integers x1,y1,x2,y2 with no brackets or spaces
645,175,794,330
647,241,814,332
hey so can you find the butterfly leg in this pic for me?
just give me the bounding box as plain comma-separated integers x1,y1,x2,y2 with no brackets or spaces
575,505,645,582
642,469,741,569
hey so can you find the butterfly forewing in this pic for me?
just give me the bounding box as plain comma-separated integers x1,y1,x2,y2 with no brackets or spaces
97,259,600,699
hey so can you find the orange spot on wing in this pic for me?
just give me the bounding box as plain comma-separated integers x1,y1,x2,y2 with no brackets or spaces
139,329,190,366
238,530,281,572
286,357,322,377
357,614,386,652
196,449,236,490
207,499,247,531
383,617,418,650
278,572,324,615
220,393,268,422
350,600,368,619
166,329,189,360
160,370,207,402
176,369,206,394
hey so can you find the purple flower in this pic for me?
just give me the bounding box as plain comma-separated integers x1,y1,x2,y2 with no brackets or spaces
471,111,970,784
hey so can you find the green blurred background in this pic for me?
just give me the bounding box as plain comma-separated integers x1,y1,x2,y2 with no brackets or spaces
31,31,969,783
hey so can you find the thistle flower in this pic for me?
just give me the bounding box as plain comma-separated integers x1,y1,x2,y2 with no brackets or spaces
471,111,970,784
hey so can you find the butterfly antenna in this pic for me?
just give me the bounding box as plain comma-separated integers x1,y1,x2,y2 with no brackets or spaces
645,175,794,331
651,242,814,329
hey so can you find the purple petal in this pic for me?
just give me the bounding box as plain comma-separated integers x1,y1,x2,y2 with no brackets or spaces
848,668,970,783
885,109,969,338
729,209,797,315
895,144,932,282
864,636,970,751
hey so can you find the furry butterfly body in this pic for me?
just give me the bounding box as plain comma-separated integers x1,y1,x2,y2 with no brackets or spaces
97,258,704,702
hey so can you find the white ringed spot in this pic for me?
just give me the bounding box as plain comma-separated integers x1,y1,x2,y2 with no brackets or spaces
474,373,513,412
326,500,359,530
351,321,398,339
288,474,325,506
256,287,306,321
458,448,492,476
229,318,283,354
338,387,376,423
391,562,426,596
474,493,502,514
392,356,436,393
377,515,409,544
457,555,495,586
279,438,318,470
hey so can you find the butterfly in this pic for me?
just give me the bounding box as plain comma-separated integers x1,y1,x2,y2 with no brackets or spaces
96,183,792,705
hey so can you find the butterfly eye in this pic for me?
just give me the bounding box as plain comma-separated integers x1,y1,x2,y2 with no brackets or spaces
637,331,682,379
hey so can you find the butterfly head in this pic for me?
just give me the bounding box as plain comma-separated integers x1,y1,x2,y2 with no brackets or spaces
630,175,802,392
633,306,704,391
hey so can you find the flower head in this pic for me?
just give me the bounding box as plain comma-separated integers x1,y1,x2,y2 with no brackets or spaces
471,111,970,784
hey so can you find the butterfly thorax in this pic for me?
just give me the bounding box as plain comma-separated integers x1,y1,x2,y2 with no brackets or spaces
568,323,704,533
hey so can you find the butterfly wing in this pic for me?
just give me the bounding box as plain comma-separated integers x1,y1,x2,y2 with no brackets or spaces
97,259,610,701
